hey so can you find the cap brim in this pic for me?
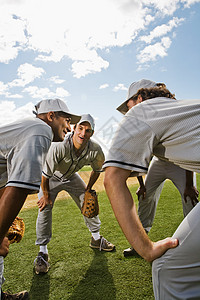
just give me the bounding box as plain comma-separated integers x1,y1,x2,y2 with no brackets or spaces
116,101,128,115
78,119,94,130
68,113,81,124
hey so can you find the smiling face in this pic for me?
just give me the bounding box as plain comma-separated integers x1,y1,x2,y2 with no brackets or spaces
51,113,72,142
72,121,93,150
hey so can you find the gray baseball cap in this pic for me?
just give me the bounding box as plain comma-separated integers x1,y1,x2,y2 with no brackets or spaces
77,114,95,131
116,79,157,115
33,98,81,124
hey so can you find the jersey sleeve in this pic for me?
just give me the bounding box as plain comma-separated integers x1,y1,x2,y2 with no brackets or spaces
6,135,51,192
103,114,158,176
42,142,66,178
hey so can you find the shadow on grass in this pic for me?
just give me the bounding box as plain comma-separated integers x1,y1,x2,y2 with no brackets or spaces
68,249,116,300
29,270,50,300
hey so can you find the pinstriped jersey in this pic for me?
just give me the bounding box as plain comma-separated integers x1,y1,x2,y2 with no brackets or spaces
103,98,200,176
0,117,53,191
42,132,105,181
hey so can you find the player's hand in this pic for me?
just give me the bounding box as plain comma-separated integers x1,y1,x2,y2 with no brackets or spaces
0,237,9,257
136,186,146,200
37,196,53,211
146,238,179,262
184,186,199,207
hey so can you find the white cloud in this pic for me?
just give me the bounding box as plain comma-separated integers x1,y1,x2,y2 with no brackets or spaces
0,13,27,63
0,100,34,125
181,0,200,7
0,81,8,94
0,0,198,78
7,93,23,98
140,17,184,44
113,83,128,92
23,85,70,100
71,56,109,78
9,63,45,88
142,0,180,15
0,64,45,98
99,84,109,89
0,81,23,98
0,0,148,77
137,37,172,64
55,87,70,98
49,76,65,84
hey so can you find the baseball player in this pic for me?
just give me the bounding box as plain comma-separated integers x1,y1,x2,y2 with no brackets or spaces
0,98,80,300
119,85,198,257
34,114,115,275
103,79,200,299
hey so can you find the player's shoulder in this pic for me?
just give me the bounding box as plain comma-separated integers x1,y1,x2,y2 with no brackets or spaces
1,117,52,138
25,117,51,133
88,138,103,152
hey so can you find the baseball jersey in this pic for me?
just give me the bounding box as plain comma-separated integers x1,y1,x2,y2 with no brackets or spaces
103,97,200,176
42,132,105,181
0,117,53,191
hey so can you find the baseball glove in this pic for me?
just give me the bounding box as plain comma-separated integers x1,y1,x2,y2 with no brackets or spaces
6,216,25,244
81,189,99,218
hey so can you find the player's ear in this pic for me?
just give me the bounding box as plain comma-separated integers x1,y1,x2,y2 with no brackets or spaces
46,111,55,122
137,95,143,103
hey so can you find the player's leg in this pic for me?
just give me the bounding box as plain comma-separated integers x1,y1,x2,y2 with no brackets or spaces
0,256,4,298
34,177,62,274
138,157,166,233
168,164,195,217
0,247,28,299
64,173,115,251
124,157,165,257
152,202,200,300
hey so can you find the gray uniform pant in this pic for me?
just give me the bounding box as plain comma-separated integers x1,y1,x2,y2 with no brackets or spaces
138,157,195,233
152,202,200,300
36,173,101,246
0,256,5,297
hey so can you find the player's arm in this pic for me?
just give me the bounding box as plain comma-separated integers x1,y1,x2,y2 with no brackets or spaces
37,175,53,211
0,186,29,245
87,146,104,191
104,166,178,262
136,176,146,200
37,142,65,211
184,170,199,206
86,170,100,191
0,237,9,257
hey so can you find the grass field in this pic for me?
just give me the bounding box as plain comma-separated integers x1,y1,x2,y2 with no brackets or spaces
3,175,199,300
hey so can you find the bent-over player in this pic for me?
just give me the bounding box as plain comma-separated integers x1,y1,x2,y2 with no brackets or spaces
34,114,115,275
103,79,200,299
117,84,198,257
0,98,80,299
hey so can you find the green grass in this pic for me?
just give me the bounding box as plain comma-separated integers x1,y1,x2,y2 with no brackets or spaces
3,175,199,299
79,166,92,172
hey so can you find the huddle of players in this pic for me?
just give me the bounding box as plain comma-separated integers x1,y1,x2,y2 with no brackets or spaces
0,79,200,300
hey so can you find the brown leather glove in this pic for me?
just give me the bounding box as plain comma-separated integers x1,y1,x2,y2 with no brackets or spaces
6,216,25,244
81,190,99,218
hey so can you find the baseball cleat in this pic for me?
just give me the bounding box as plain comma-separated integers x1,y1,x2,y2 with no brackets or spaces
90,236,115,251
34,252,50,274
123,247,141,257
1,290,29,299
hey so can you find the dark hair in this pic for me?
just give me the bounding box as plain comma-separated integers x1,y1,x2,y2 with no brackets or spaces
54,111,71,118
131,83,176,101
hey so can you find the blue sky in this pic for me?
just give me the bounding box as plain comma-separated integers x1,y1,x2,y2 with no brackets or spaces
0,0,200,152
